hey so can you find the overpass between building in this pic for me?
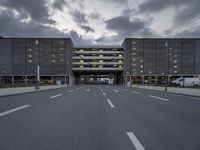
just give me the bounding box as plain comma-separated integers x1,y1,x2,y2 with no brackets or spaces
72,45,124,84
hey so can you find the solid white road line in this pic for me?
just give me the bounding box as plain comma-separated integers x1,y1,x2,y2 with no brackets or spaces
102,92,106,96
132,91,140,94
127,132,145,150
0,105,31,117
86,89,90,92
149,95,169,101
50,94,63,99
106,99,115,108
68,89,74,93
113,89,119,92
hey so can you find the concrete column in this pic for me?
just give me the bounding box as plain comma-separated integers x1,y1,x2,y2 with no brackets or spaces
25,76,28,84
64,76,67,85
12,76,14,85
51,76,54,85
155,75,157,85
142,76,145,85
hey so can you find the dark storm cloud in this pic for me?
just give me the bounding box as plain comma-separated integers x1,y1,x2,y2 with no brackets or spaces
138,0,200,25
105,16,145,36
80,25,95,33
0,0,55,24
0,10,63,37
53,0,68,11
70,9,88,24
69,30,92,44
0,9,91,44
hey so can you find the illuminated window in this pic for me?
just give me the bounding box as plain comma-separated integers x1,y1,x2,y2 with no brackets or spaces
99,60,103,62
118,60,122,62
80,55,84,57
28,55,32,58
99,55,103,57
80,65,84,68
80,60,84,62
52,60,55,63
99,65,103,68
79,49,84,51
60,59,64,62
118,54,122,57
118,65,122,68
28,60,32,63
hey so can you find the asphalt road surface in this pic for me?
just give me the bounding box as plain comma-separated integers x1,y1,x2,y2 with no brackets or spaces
0,85,200,150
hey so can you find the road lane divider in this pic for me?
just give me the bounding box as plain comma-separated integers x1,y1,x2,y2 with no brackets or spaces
0,105,31,117
49,94,63,99
106,99,115,108
149,95,169,101
102,92,106,96
127,132,145,150
132,91,140,94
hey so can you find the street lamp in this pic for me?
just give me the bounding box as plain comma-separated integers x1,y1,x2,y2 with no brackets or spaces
164,41,168,92
35,40,40,90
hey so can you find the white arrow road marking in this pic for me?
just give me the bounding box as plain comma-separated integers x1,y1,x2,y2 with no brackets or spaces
50,94,63,99
68,90,74,93
132,91,140,94
113,89,119,92
127,132,145,150
149,95,169,101
0,105,31,117
86,89,90,92
106,99,115,108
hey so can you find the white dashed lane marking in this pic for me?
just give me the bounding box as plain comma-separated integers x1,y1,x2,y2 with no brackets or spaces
106,99,115,108
127,132,145,150
149,95,169,101
50,94,63,99
0,105,31,117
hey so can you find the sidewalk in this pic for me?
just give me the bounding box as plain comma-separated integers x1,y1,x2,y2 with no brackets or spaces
132,84,200,97
0,85,68,97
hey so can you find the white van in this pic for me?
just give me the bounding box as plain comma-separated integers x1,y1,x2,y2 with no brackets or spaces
171,77,200,87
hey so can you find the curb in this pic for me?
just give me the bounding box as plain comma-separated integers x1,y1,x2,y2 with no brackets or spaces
0,85,70,98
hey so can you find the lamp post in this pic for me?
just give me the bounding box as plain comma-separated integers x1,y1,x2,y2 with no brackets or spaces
35,40,40,90
164,41,168,92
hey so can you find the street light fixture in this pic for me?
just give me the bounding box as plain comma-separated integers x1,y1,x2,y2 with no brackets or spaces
35,40,40,90
165,41,168,92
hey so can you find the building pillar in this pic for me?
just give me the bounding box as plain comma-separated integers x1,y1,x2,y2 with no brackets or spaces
142,76,145,85
12,76,14,85
51,76,54,85
155,75,157,85
25,76,28,84
64,76,67,85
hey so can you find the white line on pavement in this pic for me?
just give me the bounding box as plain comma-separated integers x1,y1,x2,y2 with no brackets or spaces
113,89,119,92
127,132,145,150
106,99,115,108
68,90,74,93
149,95,169,101
132,91,140,94
49,94,63,99
0,105,31,117
86,89,90,92
102,92,106,96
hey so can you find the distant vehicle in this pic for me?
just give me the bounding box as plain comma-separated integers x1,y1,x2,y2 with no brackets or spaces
171,77,200,87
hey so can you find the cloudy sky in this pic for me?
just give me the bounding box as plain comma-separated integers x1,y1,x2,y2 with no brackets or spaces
0,0,200,45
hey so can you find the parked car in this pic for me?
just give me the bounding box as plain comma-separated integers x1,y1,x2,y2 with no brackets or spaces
171,77,200,87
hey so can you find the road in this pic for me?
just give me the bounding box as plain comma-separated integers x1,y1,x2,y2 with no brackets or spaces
0,85,200,150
